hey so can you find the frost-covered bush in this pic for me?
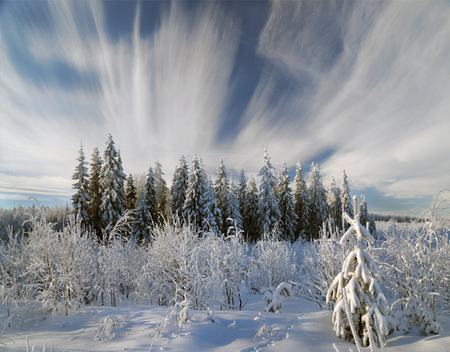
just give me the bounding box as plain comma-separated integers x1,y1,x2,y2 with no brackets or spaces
297,220,348,309
327,209,390,349
377,220,448,335
22,215,97,314
249,229,297,293
263,282,292,313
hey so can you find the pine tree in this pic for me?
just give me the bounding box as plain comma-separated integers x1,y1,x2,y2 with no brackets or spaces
257,147,281,234
327,177,342,230
307,163,328,240
214,159,231,234
276,162,298,242
125,174,137,211
170,156,189,218
100,134,126,233
72,143,90,229
243,175,260,242
202,178,221,233
154,161,169,224
228,181,243,233
183,155,208,231
341,170,353,230
88,147,103,239
293,162,309,239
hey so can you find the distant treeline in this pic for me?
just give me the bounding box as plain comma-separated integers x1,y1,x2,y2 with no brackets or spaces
373,213,425,223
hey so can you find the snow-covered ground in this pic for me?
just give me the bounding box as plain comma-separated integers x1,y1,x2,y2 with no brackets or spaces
2,296,449,352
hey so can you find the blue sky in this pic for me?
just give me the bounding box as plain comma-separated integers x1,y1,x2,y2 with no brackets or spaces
0,0,449,215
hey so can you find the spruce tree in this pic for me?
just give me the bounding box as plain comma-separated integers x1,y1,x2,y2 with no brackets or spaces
228,181,243,233
327,177,342,230
183,155,208,231
100,134,126,233
133,191,152,243
243,175,260,242
257,147,281,234
202,178,221,233
307,163,328,240
293,162,309,239
154,161,169,224
88,147,102,239
72,143,90,229
144,167,158,227
277,162,298,242
170,155,189,218
237,169,247,221
341,169,353,230
125,174,137,211
214,159,231,234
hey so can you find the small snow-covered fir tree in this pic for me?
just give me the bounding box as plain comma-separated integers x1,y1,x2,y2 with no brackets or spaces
100,135,126,233
72,143,90,229
154,161,169,224
214,159,231,234
228,181,243,233
327,198,390,349
293,162,309,239
88,147,103,238
276,162,298,242
307,163,328,240
243,175,260,242
257,147,281,234
125,174,137,211
170,155,189,218
340,170,353,230
202,178,221,233
183,155,208,231
327,177,342,230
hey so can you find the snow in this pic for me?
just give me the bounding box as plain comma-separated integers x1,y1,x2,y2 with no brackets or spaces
2,296,449,352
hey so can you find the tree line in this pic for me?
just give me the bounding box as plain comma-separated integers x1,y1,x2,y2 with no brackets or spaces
72,134,376,243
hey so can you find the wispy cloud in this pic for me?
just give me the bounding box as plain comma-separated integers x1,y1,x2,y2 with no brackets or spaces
231,0,449,199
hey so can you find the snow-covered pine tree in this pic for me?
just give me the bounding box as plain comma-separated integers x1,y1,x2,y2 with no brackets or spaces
327,199,390,349
144,167,158,228
125,174,137,211
72,143,90,229
214,159,231,234
88,147,103,239
293,162,309,239
183,155,208,231
202,178,221,234
237,169,247,223
327,177,342,230
243,175,260,242
258,147,281,234
170,155,189,218
276,162,298,242
154,161,169,224
341,170,353,230
307,163,328,240
228,181,243,234
100,135,126,233
359,195,369,230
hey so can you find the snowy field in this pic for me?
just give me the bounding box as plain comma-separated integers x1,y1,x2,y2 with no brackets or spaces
1,295,449,352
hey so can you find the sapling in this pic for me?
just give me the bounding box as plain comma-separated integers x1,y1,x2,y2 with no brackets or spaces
327,197,390,350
